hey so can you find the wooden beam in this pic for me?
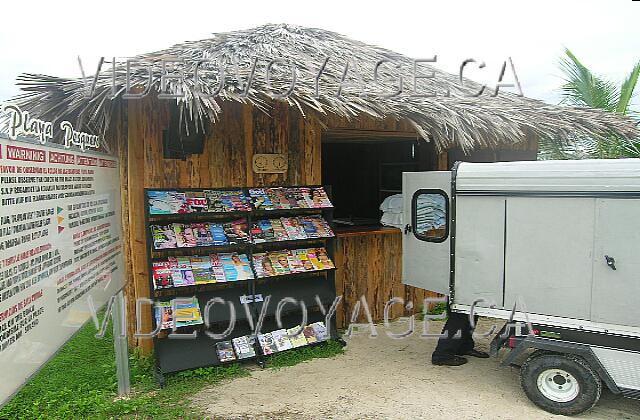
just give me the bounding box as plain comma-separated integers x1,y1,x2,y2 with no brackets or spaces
127,98,153,353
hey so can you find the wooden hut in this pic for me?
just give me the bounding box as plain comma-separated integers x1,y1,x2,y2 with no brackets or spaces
13,24,639,352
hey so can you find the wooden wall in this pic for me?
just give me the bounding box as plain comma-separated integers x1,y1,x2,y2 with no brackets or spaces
114,96,536,352
333,229,441,327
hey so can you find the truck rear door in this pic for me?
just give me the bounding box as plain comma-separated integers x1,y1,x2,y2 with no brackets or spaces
591,198,640,327
402,171,451,295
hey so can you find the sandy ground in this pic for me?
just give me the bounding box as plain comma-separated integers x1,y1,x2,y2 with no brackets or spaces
192,319,640,419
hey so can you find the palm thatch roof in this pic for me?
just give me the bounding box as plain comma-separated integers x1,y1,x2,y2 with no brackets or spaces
9,23,640,151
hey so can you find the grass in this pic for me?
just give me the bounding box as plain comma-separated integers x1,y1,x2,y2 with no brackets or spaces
417,301,448,321
0,316,344,419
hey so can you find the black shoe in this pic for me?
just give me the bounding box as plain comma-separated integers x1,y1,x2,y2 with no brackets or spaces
463,349,490,358
432,356,468,366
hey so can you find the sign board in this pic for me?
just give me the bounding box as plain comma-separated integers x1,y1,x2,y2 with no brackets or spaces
252,153,288,174
0,133,126,405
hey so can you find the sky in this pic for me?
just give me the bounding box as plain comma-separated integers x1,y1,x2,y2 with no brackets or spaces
0,0,638,107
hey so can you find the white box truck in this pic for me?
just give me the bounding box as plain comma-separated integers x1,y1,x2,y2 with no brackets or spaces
402,159,640,416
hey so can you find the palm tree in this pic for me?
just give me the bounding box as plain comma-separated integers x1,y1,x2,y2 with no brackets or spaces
539,48,640,159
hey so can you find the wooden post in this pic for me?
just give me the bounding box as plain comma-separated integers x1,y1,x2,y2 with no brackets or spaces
127,98,153,353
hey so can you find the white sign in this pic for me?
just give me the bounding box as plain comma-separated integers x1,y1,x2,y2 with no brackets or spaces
1,103,101,151
0,135,125,405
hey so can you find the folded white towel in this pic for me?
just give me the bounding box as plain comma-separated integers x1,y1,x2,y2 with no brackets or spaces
380,194,403,212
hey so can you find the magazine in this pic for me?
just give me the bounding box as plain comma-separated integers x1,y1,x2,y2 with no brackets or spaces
173,223,197,248
271,329,293,351
171,192,190,213
300,217,319,238
186,191,208,213
174,297,203,328
204,190,225,213
282,217,307,240
252,253,275,278
287,326,308,348
248,188,275,210
314,247,335,269
257,332,278,355
170,268,196,287
293,249,315,272
215,340,236,362
219,253,254,281
268,251,291,276
223,219,249,244
148,190,189,214
309,215,334,237
151,225,178,249
232,336,257,359
270,218,289,241
209,223,228,245
175,256,192,269
258,219,275,242
167,256,195,287
190,255,215,284
148,191,173,214
299,187,315,208
267,188,290,209
154,301,174,330
311,321,329,341
250,221,265,244
303,324,318,344
284,188,300,208
286,250,305,273
193,223,214,247
220,190,251,212
210,254,227,282
310,187,332,208
152,261,174,289
307,248,322,270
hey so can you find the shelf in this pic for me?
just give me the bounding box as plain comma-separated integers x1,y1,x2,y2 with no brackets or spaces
252,207,332,215
148,210,251,223
151,238,334,260
254,268,335,282
253,275,337,320
257,311,338,342
151,237,333,256
154,322,256,373
152,278,253,298
151,243,249,257
148,207,333,222
251,236,333,250
145,185,338,378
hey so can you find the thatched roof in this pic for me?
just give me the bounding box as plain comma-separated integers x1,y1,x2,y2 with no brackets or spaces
9,23,640,151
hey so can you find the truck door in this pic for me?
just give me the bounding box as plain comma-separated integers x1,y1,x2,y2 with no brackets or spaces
591,198,640,327
402,171,451,295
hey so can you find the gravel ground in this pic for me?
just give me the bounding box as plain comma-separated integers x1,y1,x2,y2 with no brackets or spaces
192,319,640,419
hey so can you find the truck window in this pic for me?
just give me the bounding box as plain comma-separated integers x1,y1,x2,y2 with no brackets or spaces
412,190,448,242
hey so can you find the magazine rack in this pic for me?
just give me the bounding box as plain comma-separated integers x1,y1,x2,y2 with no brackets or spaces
143,186,342,385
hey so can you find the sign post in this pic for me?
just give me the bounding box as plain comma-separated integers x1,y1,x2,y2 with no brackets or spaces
112,290,130,396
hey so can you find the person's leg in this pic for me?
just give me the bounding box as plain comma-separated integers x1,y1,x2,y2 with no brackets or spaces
431,312,469,364
456,314,489,358
457,314,476,355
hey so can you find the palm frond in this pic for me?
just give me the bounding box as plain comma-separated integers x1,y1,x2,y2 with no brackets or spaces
616,60,640,115
559,48,618,111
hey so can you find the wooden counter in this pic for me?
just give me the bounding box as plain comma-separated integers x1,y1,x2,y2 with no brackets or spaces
335,226,402,237
333,226,439,328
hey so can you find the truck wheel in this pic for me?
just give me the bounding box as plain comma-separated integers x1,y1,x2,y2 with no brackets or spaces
520,352,601,416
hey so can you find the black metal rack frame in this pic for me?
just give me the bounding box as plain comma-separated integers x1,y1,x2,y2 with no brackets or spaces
143,185,341,384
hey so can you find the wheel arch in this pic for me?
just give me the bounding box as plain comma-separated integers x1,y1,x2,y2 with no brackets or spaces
503,336,620,394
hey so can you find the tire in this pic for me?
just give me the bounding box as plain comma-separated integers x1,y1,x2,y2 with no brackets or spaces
520,352,602,416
